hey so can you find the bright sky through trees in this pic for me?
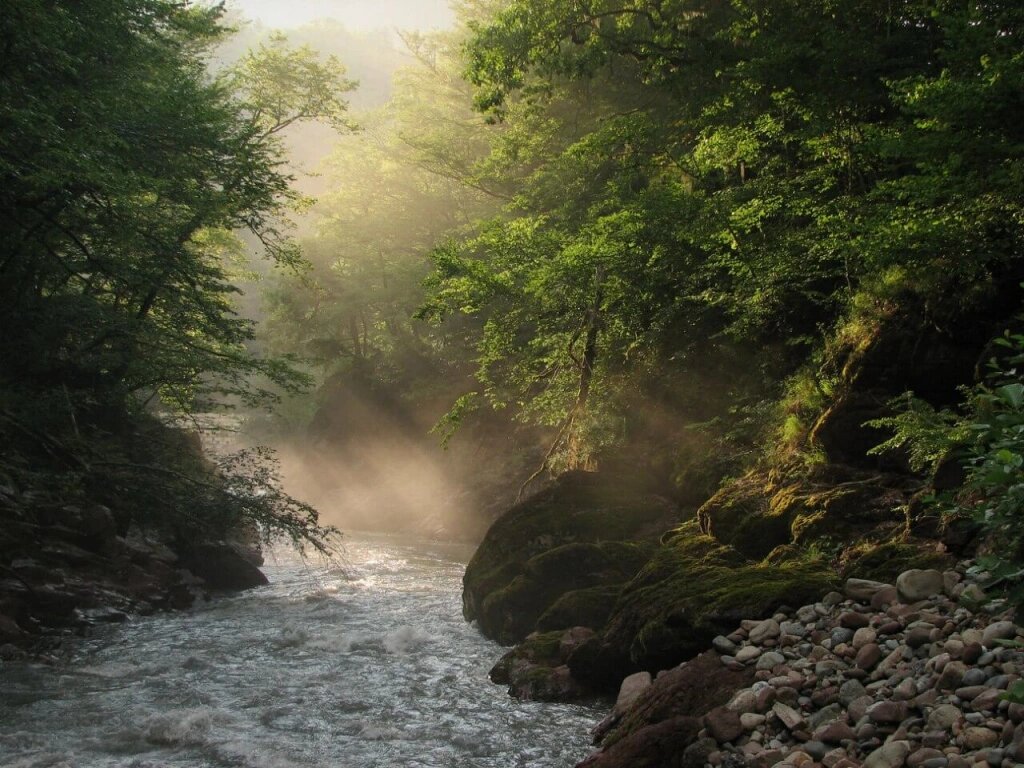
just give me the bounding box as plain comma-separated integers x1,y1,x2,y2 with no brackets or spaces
227,0,455,31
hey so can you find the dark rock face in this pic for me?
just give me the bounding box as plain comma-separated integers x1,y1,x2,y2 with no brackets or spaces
178,542,269,591
809,289,1024,471
577,716,704,768
463,471,682,644
0,487,270,651
579,651,753,768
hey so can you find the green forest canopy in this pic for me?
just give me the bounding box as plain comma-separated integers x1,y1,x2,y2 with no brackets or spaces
1,0,1021,547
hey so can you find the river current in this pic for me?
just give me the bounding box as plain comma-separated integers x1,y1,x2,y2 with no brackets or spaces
0,534,604,768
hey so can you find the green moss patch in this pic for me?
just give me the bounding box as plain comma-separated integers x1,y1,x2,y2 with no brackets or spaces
464,471,681,643
536,584,623,631
841,539,955,582
601,521,839,670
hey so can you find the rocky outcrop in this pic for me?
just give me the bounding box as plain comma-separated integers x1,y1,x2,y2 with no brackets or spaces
463,470,682,644
0,485,270,656
570,521,839,688
178,542,268,591
577,564,1024,768
488,627,598,701
467,461,952,698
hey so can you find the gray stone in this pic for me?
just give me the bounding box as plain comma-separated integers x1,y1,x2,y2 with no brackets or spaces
853,627,878,649
927,704,964,731
749,619,781,645
982,621,1018,648
960,726,999,750
840,611,871,629
897,569,945,602
756,650,786,670
705,706,744,744
856,642,883,670
772,701,805,731
907,748,945,768
846,578,893,601
863,739,911,768
893,677,917,700
728,689,758,713
781,621,808,639
814,720,856,744
960,583,986,603
961,667,990,687
740,712,766,729
839,678,867,706
807,703,844,729
936,660,967,690
613,670,651,715
867,700,908,724
803,741,828,761
712,635,737,655
832,627,856,645
736,645,761,663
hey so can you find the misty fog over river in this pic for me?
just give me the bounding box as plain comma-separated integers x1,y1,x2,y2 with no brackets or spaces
0,534,603,767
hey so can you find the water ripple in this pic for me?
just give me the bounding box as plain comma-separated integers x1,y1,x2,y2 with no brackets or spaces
0,533,603,768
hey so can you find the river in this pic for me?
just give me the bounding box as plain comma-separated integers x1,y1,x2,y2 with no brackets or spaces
0,533,604,768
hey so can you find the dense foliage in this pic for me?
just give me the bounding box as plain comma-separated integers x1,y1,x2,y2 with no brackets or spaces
0,0,352,548
871,328,1024,587
262,1,1023,505
426,0,1024,464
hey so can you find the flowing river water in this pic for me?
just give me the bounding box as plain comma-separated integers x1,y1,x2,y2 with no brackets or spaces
0,533,605,768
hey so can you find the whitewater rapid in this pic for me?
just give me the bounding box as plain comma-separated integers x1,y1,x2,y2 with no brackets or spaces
0,534,603,767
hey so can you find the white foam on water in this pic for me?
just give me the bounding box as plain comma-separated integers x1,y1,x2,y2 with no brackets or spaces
383,625,434,654
0,754,75,768
77,662,140,679
272,626,309,649
357,722,403,741
212,739,300,768
0,535,603,768
140,706,231,747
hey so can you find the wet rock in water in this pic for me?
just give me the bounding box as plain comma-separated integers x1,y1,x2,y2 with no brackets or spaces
179,542,268,591
576,716,704,768
462,470,677,645
491,629,596,702
0,613,28,644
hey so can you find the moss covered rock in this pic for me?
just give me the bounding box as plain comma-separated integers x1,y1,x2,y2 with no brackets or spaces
841,539,955,582
536,584,623,632
696,472,791,559
464,470,681,643
489,628,598,701
570,522,839,685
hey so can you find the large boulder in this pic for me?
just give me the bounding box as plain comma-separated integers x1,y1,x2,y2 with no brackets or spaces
570,522,837,686
463,471,682,643
698,465,918,562
577,651,754,768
